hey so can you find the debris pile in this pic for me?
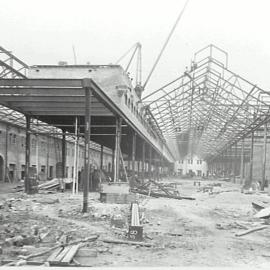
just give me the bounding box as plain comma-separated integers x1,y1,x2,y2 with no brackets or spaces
132,179,195,200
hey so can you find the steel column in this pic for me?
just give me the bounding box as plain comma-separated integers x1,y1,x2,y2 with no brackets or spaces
240,138,244,184
149,146,152,180
132,132,136,185
262,124,267,190
61,130,66,191
233,143,237,183
100,145,104,170
248,131,254,185
25,115,31,194
4,124,9,182
114,117,122,182
73,117,78,195
112,149,115,176
142,141,145,182
82,79,92,213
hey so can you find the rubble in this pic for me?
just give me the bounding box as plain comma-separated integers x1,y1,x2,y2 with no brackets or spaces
1,177,270,267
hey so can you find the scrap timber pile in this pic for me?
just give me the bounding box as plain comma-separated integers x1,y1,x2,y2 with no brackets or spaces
132,179,195,200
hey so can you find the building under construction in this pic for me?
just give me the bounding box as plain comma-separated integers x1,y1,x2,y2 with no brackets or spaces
1,1,270,267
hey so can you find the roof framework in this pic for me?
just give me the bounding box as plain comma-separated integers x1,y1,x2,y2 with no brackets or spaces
0,46,85,145
0,46,174,163
143,44,270,161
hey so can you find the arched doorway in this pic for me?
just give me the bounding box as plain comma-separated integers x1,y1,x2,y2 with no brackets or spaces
0,155,4,182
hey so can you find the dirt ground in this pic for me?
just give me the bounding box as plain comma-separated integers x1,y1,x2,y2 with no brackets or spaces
1,178,270,268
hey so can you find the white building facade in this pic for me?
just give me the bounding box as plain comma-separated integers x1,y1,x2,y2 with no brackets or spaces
174,155,208,177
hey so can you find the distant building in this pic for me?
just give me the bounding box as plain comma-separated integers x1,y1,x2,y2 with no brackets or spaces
0,120,113,182
174,155,208,177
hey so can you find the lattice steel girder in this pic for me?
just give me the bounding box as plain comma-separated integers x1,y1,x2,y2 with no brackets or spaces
143,44,270,160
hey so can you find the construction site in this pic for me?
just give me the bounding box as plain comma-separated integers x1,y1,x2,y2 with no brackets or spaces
1,0,270,268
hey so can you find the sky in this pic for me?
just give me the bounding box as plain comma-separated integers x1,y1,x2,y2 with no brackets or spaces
1,0,270,97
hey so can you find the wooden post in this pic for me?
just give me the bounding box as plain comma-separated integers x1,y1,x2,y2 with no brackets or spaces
132,132,136,185
25,115,31,194
262,124,267,190
240,138,244,185
82,79,92,213
114,117,122,182
142,141,145,182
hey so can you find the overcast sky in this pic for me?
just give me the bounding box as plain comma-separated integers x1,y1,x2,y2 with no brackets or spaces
1,0,270,97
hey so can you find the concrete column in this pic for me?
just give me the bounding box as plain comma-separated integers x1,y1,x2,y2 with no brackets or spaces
82,79,92,213
25,115,31,194
114,117,122,182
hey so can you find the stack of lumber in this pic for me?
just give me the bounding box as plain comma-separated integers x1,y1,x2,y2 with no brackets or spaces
38,178,60,191
132,179,195,200
131,203,140,226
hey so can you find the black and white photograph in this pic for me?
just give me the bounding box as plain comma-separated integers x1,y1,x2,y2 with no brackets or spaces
1,0,270,268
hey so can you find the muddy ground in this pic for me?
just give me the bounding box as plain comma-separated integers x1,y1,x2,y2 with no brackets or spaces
1,178,270,268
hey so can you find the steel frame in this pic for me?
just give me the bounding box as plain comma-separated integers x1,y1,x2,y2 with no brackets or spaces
143,44,270,161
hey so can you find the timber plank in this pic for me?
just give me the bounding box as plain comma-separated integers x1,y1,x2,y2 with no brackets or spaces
46,247,63,262
61,244,82,265
50,246,72,265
